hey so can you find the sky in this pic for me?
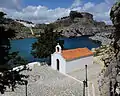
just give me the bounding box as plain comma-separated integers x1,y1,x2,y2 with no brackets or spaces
0,0,116,24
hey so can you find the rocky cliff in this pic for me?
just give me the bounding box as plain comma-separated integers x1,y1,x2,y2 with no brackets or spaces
94,2,120,96
53,11,115,37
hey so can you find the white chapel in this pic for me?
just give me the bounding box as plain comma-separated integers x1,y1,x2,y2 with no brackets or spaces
51,43,93,74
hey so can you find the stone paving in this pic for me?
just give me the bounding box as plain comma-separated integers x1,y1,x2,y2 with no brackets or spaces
68,62,103,96
1,65,83,96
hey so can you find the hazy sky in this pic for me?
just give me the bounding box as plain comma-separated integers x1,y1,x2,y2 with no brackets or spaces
0,0,116,24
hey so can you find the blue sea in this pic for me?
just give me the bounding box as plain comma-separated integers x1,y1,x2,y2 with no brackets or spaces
10,36,100,62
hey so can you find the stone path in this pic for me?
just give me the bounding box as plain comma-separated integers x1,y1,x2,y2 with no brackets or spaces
1,65,83,96
68,62,103,96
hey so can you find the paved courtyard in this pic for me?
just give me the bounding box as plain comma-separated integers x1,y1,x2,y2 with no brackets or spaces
1,65,83,96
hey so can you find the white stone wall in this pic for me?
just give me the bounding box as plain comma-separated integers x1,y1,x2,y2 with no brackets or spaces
12,62,41,71
65,55,93,73
51,53,66,73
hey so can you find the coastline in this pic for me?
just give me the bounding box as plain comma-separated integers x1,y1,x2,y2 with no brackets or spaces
12,34,94,40
11,35,40,40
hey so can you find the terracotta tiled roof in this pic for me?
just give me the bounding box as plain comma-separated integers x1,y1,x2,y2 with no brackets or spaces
62,48,93,60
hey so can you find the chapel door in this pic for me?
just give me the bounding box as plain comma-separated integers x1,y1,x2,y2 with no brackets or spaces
56,59,59,71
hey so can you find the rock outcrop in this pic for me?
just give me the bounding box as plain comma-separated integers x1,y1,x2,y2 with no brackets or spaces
53,11,115,37
89,32,114,45
97,1,120,96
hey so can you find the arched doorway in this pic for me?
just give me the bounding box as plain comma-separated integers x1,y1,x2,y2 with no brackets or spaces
56,59,59,71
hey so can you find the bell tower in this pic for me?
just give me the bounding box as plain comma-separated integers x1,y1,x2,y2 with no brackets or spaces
55,43,62,53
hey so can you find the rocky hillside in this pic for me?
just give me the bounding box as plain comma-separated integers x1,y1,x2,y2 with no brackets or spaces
52,11,115,37
0,17,41,39
1,11,115,39
89,32,114,45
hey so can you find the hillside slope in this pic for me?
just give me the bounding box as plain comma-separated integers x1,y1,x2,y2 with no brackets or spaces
2,11,115,39
0,18,41,39
52,11,115,37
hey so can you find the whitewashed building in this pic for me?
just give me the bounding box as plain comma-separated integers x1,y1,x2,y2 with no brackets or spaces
51,43,93,74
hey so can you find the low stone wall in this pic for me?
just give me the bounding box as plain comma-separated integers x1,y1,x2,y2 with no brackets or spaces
12,62,43,71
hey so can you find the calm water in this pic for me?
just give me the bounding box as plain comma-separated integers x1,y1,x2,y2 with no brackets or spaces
10,36,100,62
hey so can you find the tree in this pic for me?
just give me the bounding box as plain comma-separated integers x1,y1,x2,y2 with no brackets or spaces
31,24,64,63
0,12,6,24
0,11,29,94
